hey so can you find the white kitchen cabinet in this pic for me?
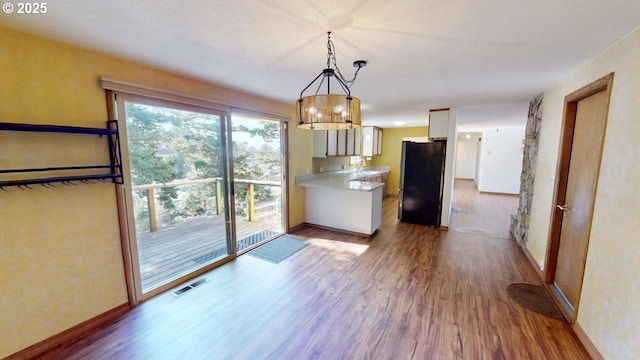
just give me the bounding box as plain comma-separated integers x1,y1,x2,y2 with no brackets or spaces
327,130,338,156
312,130,328,158
337,129,347,156
362,127,373,156
362,126,383,156
314,128,360,157
346,127,362,156
346,128,355,155
428,109,449,140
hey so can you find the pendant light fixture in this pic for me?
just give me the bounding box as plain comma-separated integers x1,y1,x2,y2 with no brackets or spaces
297,32,366,130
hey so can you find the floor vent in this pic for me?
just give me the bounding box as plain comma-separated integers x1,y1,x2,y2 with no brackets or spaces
171,278,208,297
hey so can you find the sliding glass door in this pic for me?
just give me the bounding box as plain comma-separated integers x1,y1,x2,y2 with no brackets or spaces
231,115,286,253
118,96,234,299
114,94,289,301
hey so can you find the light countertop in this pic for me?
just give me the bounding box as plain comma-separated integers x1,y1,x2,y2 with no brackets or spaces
295,166,390,192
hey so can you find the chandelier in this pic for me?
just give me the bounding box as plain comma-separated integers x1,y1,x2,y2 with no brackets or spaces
296,32,366,130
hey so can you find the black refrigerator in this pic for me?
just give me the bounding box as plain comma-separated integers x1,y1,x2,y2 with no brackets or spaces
398,140,446,226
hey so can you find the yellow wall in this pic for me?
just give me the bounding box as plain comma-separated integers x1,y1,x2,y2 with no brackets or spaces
312,156,352,173
370,126,429,195
307,127,430,197
0,27,307,357
288,126,312,227
526,27,640,359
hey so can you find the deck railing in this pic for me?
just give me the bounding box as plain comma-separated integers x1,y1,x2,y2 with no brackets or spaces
132,177,281,232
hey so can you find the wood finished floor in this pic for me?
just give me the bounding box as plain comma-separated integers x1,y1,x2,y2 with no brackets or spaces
41,196,588,359
450,179,519,239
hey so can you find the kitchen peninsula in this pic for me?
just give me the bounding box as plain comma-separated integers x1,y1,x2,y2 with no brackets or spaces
296,167,390,236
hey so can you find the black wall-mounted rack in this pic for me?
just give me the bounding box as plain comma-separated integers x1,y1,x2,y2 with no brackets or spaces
0,120,124,190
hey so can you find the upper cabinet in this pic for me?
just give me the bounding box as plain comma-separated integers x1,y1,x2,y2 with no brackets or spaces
312,128,362,158
428,109,449,140
362,126,383,156
337,129,347,156
346,128,361,156
312,130,328,158
327,129,338,156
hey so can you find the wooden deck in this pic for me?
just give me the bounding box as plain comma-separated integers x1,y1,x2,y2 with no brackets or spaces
137,215,281,291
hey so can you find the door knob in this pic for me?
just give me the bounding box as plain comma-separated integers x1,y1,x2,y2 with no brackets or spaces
556,203,570,211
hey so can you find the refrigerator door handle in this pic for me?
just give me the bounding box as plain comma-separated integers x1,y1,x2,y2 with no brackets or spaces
398,189,403,220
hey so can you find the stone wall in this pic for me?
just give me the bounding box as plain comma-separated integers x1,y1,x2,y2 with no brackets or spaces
511,94,543,247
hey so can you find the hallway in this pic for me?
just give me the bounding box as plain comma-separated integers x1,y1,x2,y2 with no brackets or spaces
449,179,519,239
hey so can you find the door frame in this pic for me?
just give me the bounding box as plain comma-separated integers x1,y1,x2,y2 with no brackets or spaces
111,92,237,303
228,109,290,232
543,73,614,322
103,79,291,305
228,112,290,254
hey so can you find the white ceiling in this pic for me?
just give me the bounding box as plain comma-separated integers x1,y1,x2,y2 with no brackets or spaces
2,0,640,131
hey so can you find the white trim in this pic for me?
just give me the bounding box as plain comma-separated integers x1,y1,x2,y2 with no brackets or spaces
440,109,458,227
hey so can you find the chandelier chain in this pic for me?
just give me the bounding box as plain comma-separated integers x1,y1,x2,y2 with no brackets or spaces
327,33,362,89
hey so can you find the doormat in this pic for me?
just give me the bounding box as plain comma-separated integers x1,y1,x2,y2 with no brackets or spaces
248,235,309,264
507,283,565,321
193,247,227,264
237,229,279,251
193,230,279,264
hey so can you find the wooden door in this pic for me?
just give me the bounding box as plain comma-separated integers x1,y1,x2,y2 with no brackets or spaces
546,74,613,321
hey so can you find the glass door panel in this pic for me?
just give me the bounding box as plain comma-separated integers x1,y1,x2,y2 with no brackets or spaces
231,115,285,252
122,101,232,294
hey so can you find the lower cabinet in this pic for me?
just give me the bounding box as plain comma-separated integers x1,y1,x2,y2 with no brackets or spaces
304,186,383,235
358,174,388,198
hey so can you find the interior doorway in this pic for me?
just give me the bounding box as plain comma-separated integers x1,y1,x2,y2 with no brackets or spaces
545,73,613,322
450,132,518,239
455,132,482,182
